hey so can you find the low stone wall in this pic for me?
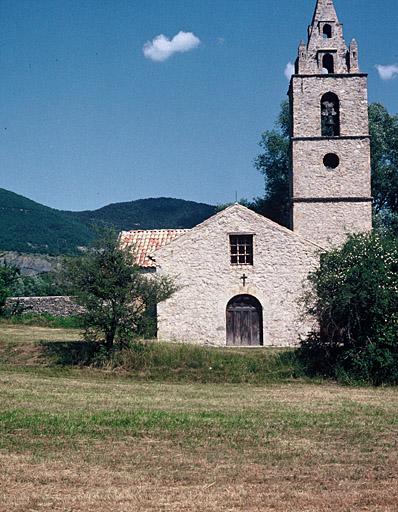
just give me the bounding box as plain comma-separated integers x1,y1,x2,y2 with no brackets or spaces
6,296,84,317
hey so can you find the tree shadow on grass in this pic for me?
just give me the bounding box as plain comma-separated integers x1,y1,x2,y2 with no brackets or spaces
39,340,101,366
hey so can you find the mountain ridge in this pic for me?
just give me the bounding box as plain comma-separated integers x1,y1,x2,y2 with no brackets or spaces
0,188,216,255
66,197,217,231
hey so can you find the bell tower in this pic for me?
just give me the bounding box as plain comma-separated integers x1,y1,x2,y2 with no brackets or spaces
289,0,372,247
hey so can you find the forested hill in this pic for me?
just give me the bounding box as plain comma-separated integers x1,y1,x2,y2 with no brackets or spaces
0,189,216,255
0,188,94,255
67,197,217,231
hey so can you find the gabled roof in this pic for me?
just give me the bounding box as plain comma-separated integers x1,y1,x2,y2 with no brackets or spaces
121,204,323,268
120,229,189,267
221,204,324,249
153,203,324,256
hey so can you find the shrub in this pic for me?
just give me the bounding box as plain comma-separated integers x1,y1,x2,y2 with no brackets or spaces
300,232,398,385
12,271,68,297
62,228,176,348
0,262,20,316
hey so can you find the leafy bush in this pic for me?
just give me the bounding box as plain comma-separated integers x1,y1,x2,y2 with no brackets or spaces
0,262,20,316
300,232,398,385
12,271,69,297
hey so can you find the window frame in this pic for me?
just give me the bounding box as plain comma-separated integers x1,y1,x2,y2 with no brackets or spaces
229,233,254,266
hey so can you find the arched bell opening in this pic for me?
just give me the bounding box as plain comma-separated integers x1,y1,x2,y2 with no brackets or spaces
322,24,332,39
321,92,340,136
322,53,335,74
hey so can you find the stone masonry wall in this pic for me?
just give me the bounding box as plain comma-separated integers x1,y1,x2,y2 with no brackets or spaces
293,201,372,248
302,28,349,75
290,73,371,248
291,75,369,138
292,137,371,198
155,205,320,347
6,296,83,316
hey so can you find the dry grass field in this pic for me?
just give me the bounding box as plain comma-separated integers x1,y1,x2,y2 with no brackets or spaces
0,324,397,511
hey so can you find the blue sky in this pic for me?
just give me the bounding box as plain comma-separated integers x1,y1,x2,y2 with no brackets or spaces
1,0,397,211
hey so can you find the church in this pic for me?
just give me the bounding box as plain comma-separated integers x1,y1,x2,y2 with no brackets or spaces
121,0,372,347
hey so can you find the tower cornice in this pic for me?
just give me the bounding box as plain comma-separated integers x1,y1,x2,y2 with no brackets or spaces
291,135,370,142
291,73,368,79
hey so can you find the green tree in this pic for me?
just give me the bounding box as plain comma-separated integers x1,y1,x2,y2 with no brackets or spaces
369,103,398,233
253,101,398,232
63,229,176,348
300,232,398,385
252,100,291,227
0,261,20,315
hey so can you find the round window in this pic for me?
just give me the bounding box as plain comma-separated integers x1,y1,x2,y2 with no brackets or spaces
323,153,340,169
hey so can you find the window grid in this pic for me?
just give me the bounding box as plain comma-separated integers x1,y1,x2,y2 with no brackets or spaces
230,235,253,266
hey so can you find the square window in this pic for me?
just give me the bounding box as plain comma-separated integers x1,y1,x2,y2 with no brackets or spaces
230,235,253,265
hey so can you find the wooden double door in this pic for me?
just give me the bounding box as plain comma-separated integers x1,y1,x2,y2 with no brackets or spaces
226,295,263,346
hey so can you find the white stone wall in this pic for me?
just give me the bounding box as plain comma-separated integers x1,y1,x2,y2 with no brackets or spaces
293,201,372,248
291,75,369,138
292,137,371,198
155,205,319,347
290,73,372,248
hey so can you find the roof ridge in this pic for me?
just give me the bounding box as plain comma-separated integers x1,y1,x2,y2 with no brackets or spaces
152,203,325,252
122,228,190,234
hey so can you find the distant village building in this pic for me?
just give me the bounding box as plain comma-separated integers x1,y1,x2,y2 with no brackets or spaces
120,0,372,347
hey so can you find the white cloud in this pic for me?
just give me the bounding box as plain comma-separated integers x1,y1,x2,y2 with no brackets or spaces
375,64,398,81
143,31,201,62
284,62,295,80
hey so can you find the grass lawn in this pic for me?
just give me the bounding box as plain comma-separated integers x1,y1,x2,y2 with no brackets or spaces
0,324,82,344
0,323,397,511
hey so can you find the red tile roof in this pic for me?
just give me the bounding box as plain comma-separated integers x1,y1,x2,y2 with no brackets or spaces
120,229,189,268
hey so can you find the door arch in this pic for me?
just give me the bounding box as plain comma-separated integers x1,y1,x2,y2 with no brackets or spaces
226,295,263,346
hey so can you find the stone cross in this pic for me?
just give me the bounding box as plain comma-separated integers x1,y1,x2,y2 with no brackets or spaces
240,274,248,287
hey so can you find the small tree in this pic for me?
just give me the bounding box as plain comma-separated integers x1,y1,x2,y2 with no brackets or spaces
0,261,20,316
301,232,398,385
63,229,176,348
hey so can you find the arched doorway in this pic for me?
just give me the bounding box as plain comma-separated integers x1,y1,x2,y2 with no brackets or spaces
226,295,263,346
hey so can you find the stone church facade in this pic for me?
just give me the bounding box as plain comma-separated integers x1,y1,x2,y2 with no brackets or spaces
154,204,320,346
122,0,372,347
